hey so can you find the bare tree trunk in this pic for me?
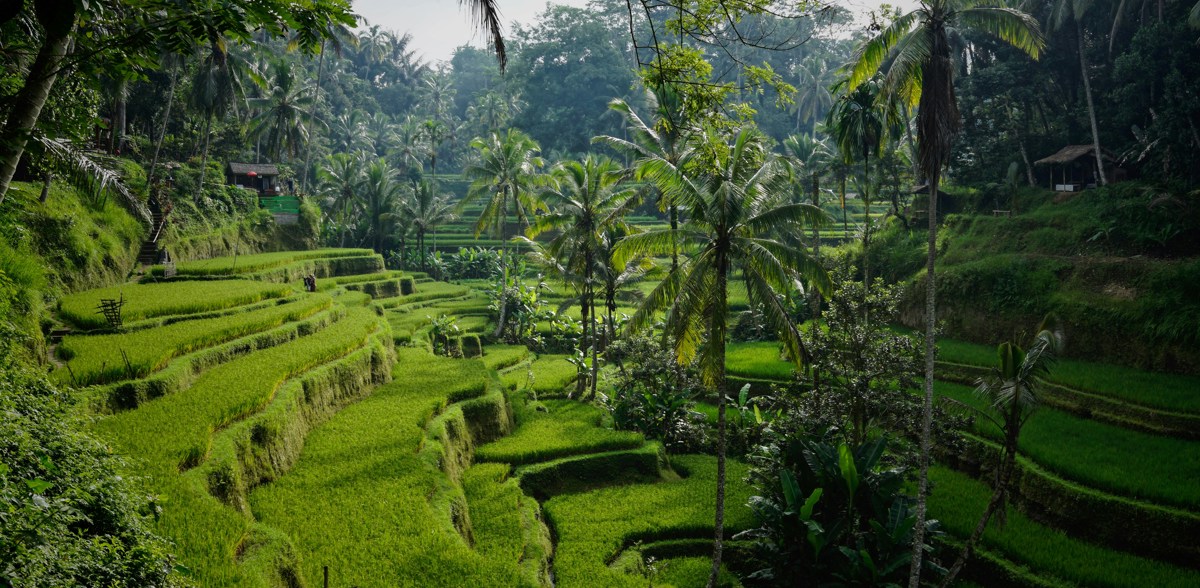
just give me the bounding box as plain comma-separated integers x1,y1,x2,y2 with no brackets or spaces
1078,21,1108,186
1020,139,1035,188
195,116,214,202
492,216,509,339
706,255,729,588
907,172,940,588
39,171,52,203
862,152,871,296
0,18,74,203
301,41,326,194
589,283,599,400
810,171,823,319
148,64,180,188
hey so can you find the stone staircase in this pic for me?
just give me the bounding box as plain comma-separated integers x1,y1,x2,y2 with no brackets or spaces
137,200,171,265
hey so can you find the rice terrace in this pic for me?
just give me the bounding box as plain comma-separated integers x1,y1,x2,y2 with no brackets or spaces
2,0,1199,587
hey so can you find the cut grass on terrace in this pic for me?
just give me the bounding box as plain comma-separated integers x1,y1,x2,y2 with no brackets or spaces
58,279,292,330
476,395,643,465
937,335,1200,414
930,466,1200,588
57,294,332,385
543,455,754,588
936,381,1200,510
250,348,534,587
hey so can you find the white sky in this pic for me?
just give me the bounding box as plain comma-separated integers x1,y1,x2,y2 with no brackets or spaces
352,0,921,65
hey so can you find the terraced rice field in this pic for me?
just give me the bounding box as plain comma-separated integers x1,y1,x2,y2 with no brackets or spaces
64,247,751,588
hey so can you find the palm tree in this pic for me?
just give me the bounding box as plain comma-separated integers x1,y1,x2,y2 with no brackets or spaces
826,77,899,290
940,321,1062,587
461,129,544,338
300,15,359,193
189,40,254,201
790,56,835,135
1049,0,1108,186
359,158,403,253
250,61,318,163
845,2,1044,584
392,114,428,183
595,83,694,276
318,153,365,247
401,179,456,271
527,155,638,399
615,128,831,588
782,134,833,316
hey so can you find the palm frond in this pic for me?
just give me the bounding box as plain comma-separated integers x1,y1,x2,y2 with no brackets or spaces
956,7,1045,60
34,136,151,224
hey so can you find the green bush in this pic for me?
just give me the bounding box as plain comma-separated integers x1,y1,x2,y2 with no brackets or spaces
0,330,179,588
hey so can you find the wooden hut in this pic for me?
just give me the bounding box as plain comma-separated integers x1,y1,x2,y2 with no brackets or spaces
226,162,281,196
1034,145,1115,192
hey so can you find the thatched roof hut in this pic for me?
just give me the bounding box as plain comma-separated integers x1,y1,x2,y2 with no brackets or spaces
1034,145,1115,191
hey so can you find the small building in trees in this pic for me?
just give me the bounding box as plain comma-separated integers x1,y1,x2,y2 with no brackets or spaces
1034,145,1120,192
226,162,282,195
908,183,958,223
226,162,299,224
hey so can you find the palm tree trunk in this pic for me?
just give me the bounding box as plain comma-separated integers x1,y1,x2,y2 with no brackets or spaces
148,64,180,188
707,256,730,588
195,116,214,202
589,282,600,400
907,172,940,588
301,41,326,194
810,172,823,318
0,20,74,204
1077,21,1108,186
862,152,871,295
492,216,509,339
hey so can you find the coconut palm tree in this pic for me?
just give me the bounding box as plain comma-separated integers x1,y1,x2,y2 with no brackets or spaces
318,153,365,247
526,155,639,399
826,76,900,290
790,56,835,135
1049,0,1108,186
845,2,1044,584
461,129,545,337
401,179,456,271
359,158,403,253
595,83,694,275
250,61,318,163
300,15,359,193
940,321,1062,587
615,128,831,588
189,40,255,201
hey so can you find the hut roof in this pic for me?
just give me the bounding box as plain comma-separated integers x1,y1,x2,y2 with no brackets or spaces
227,162,280,176
1034,145,1114,166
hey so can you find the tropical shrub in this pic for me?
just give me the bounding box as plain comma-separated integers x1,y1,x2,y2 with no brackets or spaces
737,435,944,586
0,326,179,587
601,334,707,452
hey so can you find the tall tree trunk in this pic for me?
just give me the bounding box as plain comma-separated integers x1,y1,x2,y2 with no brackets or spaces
862,152,871,295
589,282,599,400
1077,21,1108,186
810,172,822,319
707,255,730,588
39,171,52,203
492,212,509,339
301,41,326,194
148,64,180,188
195,116,214,202
0,16,74,204
907,172,940,588
1020,139,1035,188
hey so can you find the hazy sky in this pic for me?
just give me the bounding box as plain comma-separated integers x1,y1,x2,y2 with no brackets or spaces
352,0,920,65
